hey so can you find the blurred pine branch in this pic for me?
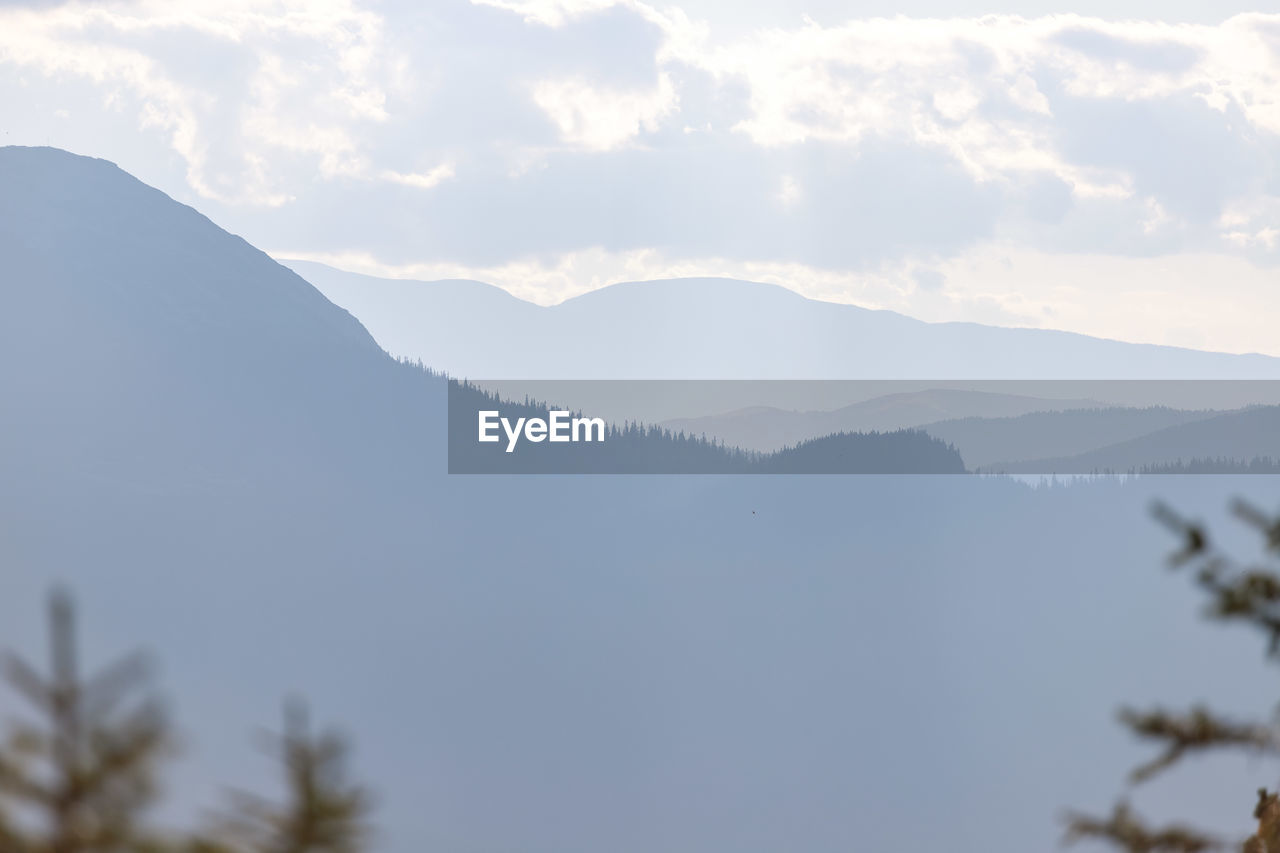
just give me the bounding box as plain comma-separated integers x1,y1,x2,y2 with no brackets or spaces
1066,498,1280,851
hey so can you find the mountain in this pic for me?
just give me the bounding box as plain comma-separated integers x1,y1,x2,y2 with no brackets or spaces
752,428,966,474
988,405,1280,474
4,147,1279,853
285,260,1280,380
921,406,1226,470
0,146,435,496
657,388,1102,453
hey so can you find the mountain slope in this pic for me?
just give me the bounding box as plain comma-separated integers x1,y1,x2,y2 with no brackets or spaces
0,146,435,493
285,260,1280,380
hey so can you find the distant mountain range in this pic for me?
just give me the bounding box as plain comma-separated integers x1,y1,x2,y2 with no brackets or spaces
983,405,1280,474
923,406,1226,470
286,260,1280,380
652,394,1280,473
658,389,1101,453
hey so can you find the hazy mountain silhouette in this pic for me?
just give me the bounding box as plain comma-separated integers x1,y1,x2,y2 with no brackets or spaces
0,146,436,497
5,147,1280,853
987,405,1280,473
921,406,1226,469
753,429,965,474
287,260,1280,380
658,389,1101,453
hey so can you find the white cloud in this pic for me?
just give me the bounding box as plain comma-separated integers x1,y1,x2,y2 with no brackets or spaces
0,0,403,204
469,0,619,28
1225,227,1280,249
380,163,457,189
6,3,1277,215
531,72,676,149
676,13,1280,202
3,0,1280,353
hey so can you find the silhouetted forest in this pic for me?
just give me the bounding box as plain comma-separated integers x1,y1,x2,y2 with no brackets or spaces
754,428,966,474
1135,457,1280,475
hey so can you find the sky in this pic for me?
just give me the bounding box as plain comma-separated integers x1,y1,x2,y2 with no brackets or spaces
1,0,1279,354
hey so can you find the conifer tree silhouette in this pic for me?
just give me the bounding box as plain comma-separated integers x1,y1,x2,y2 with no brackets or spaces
0,587,169,852
2,591,375,853
1064,498,1280,851
209,700,371,853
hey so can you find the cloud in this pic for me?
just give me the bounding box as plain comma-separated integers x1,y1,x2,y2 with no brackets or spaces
531,72,676,150
2,0,1280,352
6,4,1278,222
1046,87,1274,223
912,268,946,291
0,0,410,204
1052,26,1204,72
469,0,617,28
380,163,456,189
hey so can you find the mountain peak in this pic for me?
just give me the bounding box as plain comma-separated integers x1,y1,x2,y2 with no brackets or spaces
0,146,419,493
1,145,382,367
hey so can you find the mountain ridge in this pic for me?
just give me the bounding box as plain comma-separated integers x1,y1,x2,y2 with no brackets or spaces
286,261,1280,361
284,259,1280,379
658,388,1103,453
0,145,431,495
985,405,1280,474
